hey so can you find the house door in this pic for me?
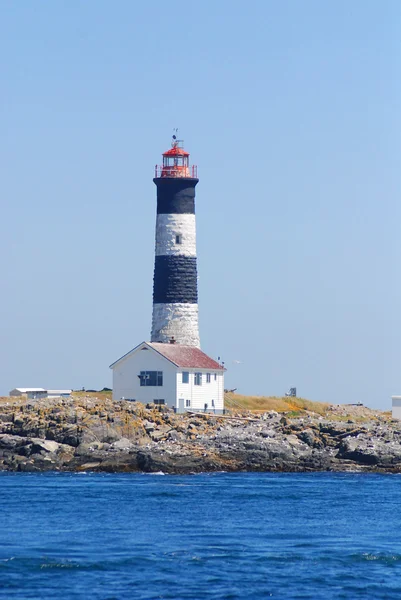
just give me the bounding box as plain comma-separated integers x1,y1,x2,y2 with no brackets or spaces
178,398,185,413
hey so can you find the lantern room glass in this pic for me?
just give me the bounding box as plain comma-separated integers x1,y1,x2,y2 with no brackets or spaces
163,156,189,167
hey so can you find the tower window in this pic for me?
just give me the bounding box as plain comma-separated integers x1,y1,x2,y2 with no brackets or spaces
194,373,202,386
175,234,182,244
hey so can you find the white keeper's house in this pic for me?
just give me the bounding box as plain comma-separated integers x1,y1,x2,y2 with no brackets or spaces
110,341,225,413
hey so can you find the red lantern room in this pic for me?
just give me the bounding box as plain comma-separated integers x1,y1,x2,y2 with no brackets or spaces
155,136,198,179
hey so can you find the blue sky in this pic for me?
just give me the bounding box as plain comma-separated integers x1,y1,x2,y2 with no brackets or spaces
1,1,399,408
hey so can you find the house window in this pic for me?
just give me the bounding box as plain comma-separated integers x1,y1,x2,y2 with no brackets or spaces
139,371,163,386
185,399,191,407
175,234,182,244
206,373,211,383
214,373,217,381
194,373,202,386
153,399,165,405
182,371,189,384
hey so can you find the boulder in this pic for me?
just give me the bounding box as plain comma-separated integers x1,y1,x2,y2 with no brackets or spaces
143,420,155,433
30,439,60,454
168,430,184,441
299,428,317,447
0,434,29,450
112,438,133,450
337,436,401,466
75,441,103,456
151,430,168,441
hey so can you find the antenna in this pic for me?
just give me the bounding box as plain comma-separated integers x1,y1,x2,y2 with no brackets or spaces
172,128,178,146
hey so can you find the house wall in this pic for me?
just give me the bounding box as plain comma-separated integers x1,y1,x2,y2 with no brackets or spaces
27,392,48,400
392,397,401,419
112,347,177,408
176,370,224,413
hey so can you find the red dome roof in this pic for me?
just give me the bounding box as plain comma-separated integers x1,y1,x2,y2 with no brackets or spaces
163,146,189,157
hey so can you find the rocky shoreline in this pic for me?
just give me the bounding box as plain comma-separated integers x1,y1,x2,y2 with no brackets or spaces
0,395,399,474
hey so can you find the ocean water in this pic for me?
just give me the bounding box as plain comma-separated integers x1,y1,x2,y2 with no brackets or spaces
0,472,400,599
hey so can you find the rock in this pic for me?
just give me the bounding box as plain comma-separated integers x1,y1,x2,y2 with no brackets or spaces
337,437,401,466
150,430,168,441
18,461,40,472
299,428,316,447
79,462,102,470
168,430,184,441
61,433,80,447
260,428,276,439
112,438,133,450
135,450,218,474
29,453,59,470
0,394,398,474
75,441,103,456
30,439,60,454
262,411,279,420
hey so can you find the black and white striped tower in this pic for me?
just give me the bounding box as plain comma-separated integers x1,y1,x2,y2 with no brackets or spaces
151,137,200,347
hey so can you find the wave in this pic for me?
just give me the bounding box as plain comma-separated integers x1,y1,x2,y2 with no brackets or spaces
354,552,401,563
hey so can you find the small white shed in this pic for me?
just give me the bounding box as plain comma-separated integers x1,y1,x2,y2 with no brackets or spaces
9,388,48,399
47,390,72,398
110,341,225,413
9,388,72,400
392,396,401,419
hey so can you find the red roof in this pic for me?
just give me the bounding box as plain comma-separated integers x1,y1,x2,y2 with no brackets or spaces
163,146,189,157
148,343,224,370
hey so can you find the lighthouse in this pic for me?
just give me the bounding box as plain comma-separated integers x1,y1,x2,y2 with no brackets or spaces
151,137,200,347
109,137,225,412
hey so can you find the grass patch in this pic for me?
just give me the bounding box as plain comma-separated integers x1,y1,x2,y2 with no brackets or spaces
225,393,330,416
72,390,112,400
